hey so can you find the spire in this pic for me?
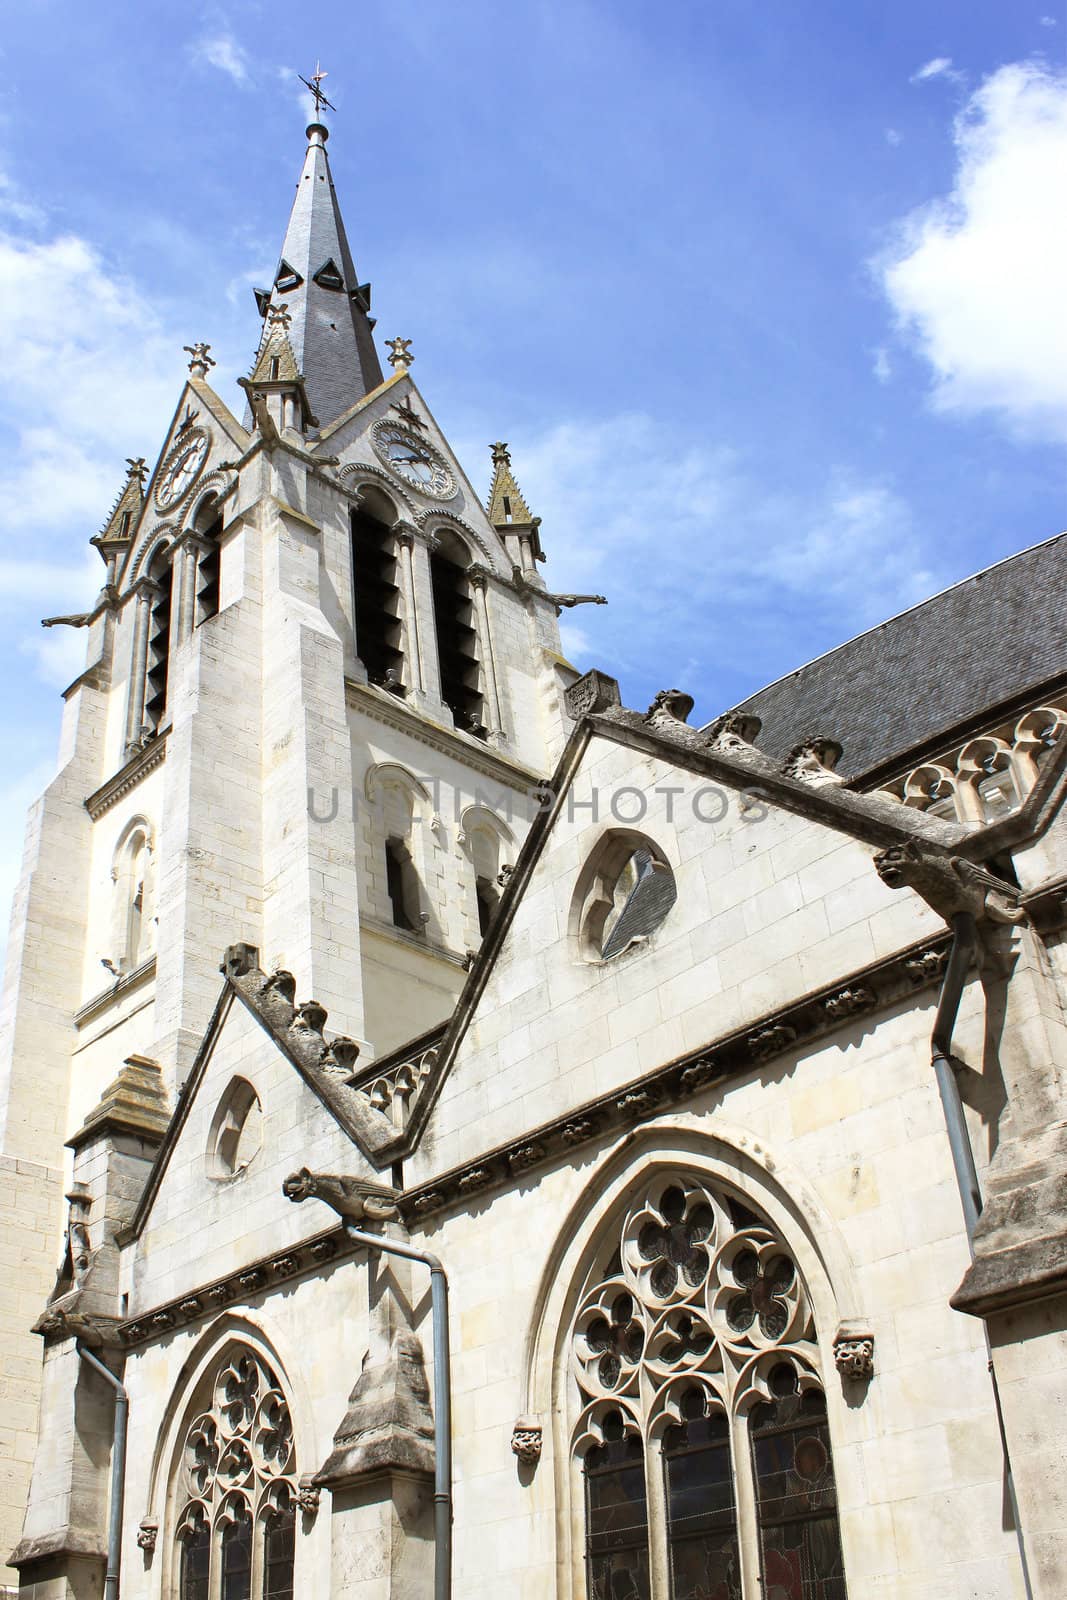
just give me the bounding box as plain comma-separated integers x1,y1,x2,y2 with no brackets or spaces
254,116,383,431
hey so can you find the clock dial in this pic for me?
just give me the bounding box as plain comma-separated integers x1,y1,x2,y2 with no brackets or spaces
155,430,210,512
372,423,455,499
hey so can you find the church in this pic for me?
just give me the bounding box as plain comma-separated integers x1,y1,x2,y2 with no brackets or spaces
1,98,1065,1600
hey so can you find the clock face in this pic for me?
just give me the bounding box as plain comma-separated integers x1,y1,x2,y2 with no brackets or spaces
155,430,210,512
372,423,455,499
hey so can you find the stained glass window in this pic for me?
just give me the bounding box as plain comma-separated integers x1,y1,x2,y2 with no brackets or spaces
572,1176,848,1599
751,1367,846,1600
172,1345,297,1600
584,1413,651,1600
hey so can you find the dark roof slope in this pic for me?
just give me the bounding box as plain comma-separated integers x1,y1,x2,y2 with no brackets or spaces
726,532,1067,779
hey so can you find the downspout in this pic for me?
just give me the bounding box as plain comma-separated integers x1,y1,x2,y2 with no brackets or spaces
342,1224,453,1600
930,912,1033,1600
76,1342,128,1600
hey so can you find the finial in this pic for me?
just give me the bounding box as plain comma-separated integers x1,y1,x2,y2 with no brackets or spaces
299,62,337,125
386,336,413,372
491,441,511,466
266,303,292,332
183,342,216,378
125,457,148,485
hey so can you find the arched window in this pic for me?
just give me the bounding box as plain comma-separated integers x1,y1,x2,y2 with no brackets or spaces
572,832,677,963
206,1079,263,1181
144,544,174,735
111,820,155,974
351,491,405,691
194,495,223,626
571,1175,847,1599
430,532,484,736
172,1345,297,1600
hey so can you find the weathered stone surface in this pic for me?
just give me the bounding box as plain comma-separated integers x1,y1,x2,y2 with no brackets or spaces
315,1333,435,1487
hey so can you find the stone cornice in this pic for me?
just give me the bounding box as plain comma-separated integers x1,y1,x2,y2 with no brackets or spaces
74,957,156,1028
85,734,168,820
117,1221,353,1348
394,928,955,1218
344,676,542,789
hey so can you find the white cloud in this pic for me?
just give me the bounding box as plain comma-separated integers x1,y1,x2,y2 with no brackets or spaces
475,414,937,693
1040,16,1057,27
20,627,88,690
872,347,892,383
885,127,902,147
193,33,250,85
911,57,963,86
880,61,1067,439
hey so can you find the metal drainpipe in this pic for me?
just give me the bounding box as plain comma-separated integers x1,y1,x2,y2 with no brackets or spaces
930,912,1033,1600
76,1342,128,1600
342,1223,453,1600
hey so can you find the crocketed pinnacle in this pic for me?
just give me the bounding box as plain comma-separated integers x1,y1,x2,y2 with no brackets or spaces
487,442,535,528
255,121,384,430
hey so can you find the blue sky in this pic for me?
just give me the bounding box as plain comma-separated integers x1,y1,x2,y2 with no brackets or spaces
0,0,1064,927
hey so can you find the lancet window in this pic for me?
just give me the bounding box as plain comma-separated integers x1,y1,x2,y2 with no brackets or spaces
143,545,174,736
430,533,484,736
350,502,405,691
571,1175,847,1600
173,1346,297,1600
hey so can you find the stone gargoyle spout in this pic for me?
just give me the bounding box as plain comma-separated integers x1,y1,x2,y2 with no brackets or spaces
282,1168,401,1223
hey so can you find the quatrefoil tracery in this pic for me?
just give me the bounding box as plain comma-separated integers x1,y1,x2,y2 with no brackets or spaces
572,1177,817,1444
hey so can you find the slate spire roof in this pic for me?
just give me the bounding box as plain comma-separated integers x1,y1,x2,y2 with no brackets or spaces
255,120,383,430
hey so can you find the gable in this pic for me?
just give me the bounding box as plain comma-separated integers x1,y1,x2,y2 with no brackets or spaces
315,375,514,578
127,983,381,1313
118,379,249,592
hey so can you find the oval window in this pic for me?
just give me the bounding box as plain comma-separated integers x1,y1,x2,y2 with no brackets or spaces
572,832,677,963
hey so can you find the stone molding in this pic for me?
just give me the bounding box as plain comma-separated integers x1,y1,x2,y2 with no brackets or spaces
344,674,542,788
73,956,156,1028
394,929,953,1222
84,733,168,821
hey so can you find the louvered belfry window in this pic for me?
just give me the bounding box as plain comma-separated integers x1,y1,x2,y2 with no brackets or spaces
350,507,405,690
572,1177,847,1599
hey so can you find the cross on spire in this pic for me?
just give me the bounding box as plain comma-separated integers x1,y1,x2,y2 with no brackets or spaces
298,62,336,122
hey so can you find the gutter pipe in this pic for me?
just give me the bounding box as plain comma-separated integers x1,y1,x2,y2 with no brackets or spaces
930,911,1033,1600
343,1223,452,1600
76,1342,128,1600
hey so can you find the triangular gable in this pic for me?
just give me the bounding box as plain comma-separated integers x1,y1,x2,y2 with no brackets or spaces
315,374,516,578
118,379,249,590
128,946,396,1244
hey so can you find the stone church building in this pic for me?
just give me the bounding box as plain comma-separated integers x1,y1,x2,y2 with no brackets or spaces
1,109,1066,1600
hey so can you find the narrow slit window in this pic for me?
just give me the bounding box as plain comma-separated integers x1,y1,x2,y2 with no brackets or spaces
351,509,405,691
143,552,173,735
385,837,420,932
196,513,223,625
475,874,498,937
430,545,484,736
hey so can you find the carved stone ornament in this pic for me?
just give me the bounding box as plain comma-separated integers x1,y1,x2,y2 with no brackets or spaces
873,841,1024,926
823,986,875,1020
508,1142,545,1174
283,1169,400,1223
704,711,762,754
748,1023,798,1062
510,1418,543,1463
296,1477,321,1516
904,947,949,985
457,1167,493,1195
644,688,695,729
565,668,622,720
784,736,845,786
137,1518,158,1552
833,1327,875,1381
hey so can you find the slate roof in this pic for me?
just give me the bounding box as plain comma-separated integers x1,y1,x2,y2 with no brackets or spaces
257,124,383,430
726,532,1067,780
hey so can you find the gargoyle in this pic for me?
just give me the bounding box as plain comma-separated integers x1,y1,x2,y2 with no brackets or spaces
645,689,695,729
542,591,608,616
282,1168,401,1223
873,840,1025,926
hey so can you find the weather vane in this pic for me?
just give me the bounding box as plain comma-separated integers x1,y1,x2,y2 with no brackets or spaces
298,62,337,121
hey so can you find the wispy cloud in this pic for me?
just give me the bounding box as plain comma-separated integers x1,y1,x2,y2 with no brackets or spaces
910,57,964,86
192,32,250,86
464,414,938,709
885,127,902,147
879,61,1067,440
1040,15,1058,27
872,347,892,383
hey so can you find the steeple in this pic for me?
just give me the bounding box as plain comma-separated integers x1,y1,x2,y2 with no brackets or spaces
254,119,383,431
487,442,545,576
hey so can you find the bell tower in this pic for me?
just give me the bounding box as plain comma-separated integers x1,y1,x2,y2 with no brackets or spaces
0,103,586,1585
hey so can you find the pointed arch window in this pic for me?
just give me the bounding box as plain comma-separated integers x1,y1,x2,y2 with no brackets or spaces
172,1346,298,1600
350,500,405,692
429,534,484,737
143,545,174,735
194,497,223,626
571,1176,847,1599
